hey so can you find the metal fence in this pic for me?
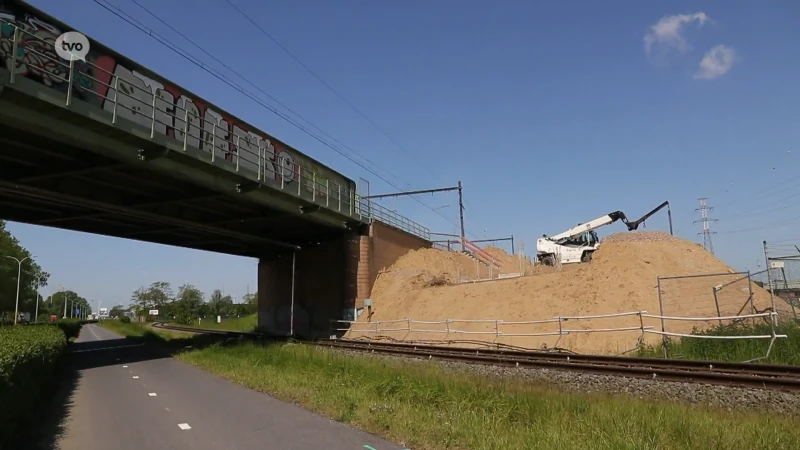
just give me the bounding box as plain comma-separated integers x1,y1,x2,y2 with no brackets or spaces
656,272,757,325
0,18,430,241
333,309,785,360
752,257,800,319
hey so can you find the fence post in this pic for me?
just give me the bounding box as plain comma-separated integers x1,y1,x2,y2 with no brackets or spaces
182,107,190,152
149,87,157,138
66,59,75,106
407,318,411,332
712,287,723,326
657,277,668,358
312,172,317,202
637,311,645,348
111,76,119,124
763,241,778,318
446,319,450,337
495,320,500,338
746,270,755,316
9,27,19,84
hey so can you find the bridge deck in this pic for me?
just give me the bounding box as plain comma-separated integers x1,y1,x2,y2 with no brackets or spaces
0,11,430,255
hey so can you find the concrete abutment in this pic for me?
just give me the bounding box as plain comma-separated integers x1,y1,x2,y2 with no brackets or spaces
257,221,431,337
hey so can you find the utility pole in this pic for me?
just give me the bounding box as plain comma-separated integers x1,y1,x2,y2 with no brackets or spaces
457,181,465,245
363,181,467,248
694,197,717,254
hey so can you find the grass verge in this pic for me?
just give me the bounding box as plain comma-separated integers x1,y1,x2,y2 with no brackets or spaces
637,321,800,365
101,321,800,449
176,314,257,333
183,342,799,449
0,324,69,446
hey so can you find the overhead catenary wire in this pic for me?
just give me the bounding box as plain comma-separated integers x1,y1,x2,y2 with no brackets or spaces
218,0,440,181
122,0,409,191
92,0,474,236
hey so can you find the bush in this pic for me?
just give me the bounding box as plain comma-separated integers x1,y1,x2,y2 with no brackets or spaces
119,316,131,324
55,319,83,340
0,325,68,445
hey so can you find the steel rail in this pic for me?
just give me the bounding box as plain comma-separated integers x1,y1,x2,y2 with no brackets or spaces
150,323,800,392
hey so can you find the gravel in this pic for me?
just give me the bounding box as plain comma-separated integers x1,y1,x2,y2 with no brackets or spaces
603,231,677,243
323,347,800,415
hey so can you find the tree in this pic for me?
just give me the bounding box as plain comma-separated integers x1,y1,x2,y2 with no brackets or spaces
109,304,127,318
131,281,174,315
241,291,258,314
207,289,234,316
44,290,89,319
0,220,49,318
173,284,204,324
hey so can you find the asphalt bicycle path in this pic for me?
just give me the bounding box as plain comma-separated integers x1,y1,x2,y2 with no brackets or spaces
31,324,406,450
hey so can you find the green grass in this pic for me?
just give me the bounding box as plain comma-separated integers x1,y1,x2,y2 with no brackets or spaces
637,321,800,365
98,320,153,338
100,320,800,449
0,324,69,446
176,342,800,450
178,314,257,333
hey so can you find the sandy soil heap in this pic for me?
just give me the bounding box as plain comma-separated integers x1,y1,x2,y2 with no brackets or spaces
348,231,785,354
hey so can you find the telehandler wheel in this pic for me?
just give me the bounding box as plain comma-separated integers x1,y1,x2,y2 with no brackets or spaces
541,255,555,266
581,251,593,263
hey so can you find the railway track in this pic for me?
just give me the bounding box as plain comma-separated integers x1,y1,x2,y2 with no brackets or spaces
151,322,800,392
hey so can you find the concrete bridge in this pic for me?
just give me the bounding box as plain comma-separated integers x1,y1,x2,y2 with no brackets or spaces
0,0,432,336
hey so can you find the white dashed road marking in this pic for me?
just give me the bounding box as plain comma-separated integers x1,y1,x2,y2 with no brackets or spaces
178,423,191,430
89,326,101,340
132,376,139,379
122,365,128,368
148,393,157,397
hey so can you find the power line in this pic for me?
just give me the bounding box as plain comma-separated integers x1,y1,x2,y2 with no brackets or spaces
717,215,800,235
219,0,440,181
716,191,800,221
694,197,717,254
715,178,800,211
92,0,471,236
122,0,410,191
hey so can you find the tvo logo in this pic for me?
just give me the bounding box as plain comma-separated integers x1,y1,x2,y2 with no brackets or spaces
55,31,90,61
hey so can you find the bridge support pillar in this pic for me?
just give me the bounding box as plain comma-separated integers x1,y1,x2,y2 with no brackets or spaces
257,235,359,338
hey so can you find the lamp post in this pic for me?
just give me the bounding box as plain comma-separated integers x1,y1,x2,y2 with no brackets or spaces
24,271,43,324
2,255,32,325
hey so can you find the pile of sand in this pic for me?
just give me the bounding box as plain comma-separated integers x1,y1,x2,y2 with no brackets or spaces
349,231,783,355
482,245,535,274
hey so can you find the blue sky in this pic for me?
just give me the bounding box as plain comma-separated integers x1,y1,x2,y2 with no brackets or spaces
7,0,800,308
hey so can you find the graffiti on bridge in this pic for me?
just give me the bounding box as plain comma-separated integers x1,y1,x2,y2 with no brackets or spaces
0,5,341,198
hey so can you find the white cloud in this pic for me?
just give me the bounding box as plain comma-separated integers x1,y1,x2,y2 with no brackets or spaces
644,13,711,56
693,45,738,80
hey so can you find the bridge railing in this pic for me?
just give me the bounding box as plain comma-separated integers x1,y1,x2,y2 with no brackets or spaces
1,19,431,241
357,196,431,240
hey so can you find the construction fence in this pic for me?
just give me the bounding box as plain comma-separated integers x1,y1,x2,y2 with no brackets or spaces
752,256,800,320
334,310,785,361
656,271,758,325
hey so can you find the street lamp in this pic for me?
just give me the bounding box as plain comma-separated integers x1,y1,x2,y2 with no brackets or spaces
62,290,68,319
2,254,32,325
24,271,43,324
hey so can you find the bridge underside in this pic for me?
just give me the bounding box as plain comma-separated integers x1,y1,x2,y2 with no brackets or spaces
0,123,352,257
